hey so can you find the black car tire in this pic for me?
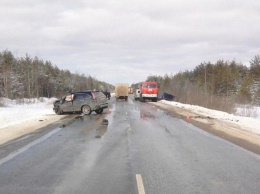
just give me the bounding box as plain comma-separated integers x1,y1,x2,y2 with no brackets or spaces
95,109,103,114
82,105,92,115
54,106,62,115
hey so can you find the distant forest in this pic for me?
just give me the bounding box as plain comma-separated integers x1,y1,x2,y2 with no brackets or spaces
0,50,114,99
132,56,260,113
2,49,260,112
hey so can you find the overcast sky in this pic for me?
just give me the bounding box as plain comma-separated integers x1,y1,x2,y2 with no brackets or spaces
1,0,260,85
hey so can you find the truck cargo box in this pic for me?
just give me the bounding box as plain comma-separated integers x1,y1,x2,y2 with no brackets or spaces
115,84,129,101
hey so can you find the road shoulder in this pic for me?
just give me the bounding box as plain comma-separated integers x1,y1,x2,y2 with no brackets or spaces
0,114,68,145
149,102,260,155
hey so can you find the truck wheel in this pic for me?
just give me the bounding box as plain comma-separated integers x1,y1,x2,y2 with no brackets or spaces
95,109,103,114
152,98,157,102
125,96,128,101
82,105,92,115
139,94,144,102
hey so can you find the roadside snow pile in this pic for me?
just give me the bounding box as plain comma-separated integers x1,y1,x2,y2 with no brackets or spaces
160,100,260,135
0,97,57,106
0,97,57,129
236,105,260,119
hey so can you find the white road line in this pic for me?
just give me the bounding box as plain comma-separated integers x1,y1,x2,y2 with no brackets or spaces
0,127,62,166
136,174,146,194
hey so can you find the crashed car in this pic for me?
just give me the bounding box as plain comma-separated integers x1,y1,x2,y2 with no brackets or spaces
53,90,108,115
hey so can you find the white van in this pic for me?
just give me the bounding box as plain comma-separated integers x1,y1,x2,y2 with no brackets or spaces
134,89,141,101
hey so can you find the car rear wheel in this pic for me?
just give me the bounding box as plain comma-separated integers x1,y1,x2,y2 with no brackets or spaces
82,105,91,115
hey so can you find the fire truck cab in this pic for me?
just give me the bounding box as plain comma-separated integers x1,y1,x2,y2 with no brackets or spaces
139,81,158,102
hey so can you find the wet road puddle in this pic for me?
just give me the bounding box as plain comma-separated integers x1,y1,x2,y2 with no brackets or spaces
95,119,109,138
78,115,104,133
139,104,158,121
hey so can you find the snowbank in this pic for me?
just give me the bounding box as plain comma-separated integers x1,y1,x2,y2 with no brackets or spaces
0,97,57,129
160,100,260,135
236,105,260,119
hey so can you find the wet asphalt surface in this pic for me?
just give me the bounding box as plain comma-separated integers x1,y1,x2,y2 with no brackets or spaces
0,96,260,194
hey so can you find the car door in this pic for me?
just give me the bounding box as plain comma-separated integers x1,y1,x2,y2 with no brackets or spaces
73,94,85,111
61,95,73,112
73,93,94,111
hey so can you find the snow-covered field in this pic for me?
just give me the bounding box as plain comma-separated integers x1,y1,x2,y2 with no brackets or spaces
0,97,57,129
160,100,260,135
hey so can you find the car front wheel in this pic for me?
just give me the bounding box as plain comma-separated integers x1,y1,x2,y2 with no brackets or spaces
82,105,92,115
54,106,62,115
95,109,103,114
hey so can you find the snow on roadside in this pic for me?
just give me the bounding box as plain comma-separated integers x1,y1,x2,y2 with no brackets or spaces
160,100,260,135
236,105,260,119
0,97,57,129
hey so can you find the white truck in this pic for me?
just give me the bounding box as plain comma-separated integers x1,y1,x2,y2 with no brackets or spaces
115,84,129,101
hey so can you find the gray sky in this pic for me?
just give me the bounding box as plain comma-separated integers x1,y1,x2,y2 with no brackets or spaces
1,0,260,85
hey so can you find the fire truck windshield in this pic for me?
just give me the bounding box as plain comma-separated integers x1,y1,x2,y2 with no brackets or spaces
143,84,157,88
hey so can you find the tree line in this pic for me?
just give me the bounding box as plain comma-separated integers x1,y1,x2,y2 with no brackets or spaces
133,56,260,113
0,50,114,99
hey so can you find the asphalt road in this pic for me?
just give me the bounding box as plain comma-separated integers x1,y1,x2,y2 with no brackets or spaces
0,96,260,194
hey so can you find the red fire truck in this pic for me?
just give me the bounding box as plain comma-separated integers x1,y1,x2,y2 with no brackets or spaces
139,81,158,102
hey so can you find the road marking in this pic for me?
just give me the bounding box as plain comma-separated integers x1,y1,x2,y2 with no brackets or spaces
0,127,62,166
136,174,146,194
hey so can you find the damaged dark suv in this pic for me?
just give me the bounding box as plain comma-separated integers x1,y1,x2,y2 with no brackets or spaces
53,90,108,115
